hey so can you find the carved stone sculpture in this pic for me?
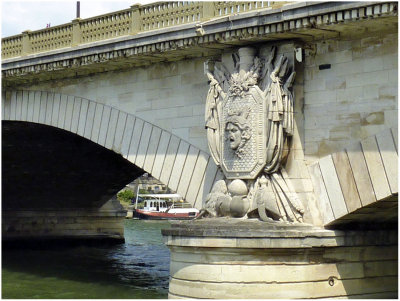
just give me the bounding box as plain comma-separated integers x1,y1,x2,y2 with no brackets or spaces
203,46,304,223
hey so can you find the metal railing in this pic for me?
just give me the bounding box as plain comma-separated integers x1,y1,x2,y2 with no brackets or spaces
2,1,289,59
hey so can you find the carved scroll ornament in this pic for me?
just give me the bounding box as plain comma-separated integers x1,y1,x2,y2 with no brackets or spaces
203,46,304,223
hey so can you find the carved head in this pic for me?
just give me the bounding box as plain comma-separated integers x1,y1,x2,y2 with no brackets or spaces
225,108,252,158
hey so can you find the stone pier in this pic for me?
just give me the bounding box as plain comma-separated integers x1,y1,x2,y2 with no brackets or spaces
162,219,398,299
3,197,127,246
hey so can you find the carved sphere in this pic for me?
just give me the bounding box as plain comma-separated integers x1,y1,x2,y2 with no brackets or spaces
228,179,248,196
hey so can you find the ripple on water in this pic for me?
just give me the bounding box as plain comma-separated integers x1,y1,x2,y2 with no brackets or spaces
2,219,171,299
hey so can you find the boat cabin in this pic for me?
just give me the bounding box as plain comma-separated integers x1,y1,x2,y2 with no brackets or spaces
134,193,200,220
143,199,168,212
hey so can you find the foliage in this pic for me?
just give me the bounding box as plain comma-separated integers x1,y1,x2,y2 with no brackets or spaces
117,189,135,204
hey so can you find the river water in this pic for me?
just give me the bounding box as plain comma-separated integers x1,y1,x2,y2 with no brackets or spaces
2,220,171,299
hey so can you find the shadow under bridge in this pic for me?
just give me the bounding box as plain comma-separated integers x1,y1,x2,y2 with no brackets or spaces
2,90,219,241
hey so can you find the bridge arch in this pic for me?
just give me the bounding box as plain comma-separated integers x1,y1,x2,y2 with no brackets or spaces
309,127,398,227
2,90,219,208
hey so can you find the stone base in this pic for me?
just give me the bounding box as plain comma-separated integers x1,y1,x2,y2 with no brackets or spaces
162,218,398,299
126,205,135,219
2,199,127,244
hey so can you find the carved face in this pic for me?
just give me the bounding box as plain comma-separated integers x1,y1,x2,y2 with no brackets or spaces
226,123,241,150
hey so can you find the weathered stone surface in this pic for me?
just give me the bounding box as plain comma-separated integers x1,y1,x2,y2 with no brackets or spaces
345,141,377,207
168,140,190,192
112,111,127,153
163,220,398,299
361,135,391,200
126,118,144,163
177,145,199,197
143,126,162,172
332,151,362,212
376,128,398,194
159,135,180,185
151,130,171,179
185,151,209,202
194,159,219,209
318,155,348,219
308,162,335,225
97,105,111,147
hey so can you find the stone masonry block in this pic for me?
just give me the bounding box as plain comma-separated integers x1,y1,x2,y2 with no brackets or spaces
304,90,336,105
168,140,190,192
175,145,201,199
97,106,111,147
159,135,180,186
70,97,81,134
361,135,391,201
319,155,348,219
332,151,362,213
334,60,364,77
194,159,218,209
112,112,128,153
304,78,326,92
105,108,119,149
127,118,144,163
143,126,162,173
64,96,75,131
151,131,171,180
135,122,153,169
346,70,389,88
15,91,23,121
375,128,398,194
308,163,335,225
362,56,384,73
185,150,209,202
336,86,363,103
83,101,95,139
32,91,41,124
57,94,68,129
384,110,398,129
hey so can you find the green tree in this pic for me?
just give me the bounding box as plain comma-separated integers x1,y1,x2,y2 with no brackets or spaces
117,189,135,206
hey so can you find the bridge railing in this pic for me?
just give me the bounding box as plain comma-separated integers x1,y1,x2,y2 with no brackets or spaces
1,1,290,59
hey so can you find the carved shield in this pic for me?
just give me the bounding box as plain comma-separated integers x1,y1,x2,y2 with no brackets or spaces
220,86,267,179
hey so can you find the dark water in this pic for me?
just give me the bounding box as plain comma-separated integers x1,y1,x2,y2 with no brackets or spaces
2,220,171,299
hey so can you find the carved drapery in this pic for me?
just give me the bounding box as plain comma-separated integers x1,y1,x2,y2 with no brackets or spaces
203,45,304,223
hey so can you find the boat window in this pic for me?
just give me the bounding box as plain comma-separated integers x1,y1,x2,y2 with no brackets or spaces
150,202,153,207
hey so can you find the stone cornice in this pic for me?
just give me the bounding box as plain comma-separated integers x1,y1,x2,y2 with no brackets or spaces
2,1,397,85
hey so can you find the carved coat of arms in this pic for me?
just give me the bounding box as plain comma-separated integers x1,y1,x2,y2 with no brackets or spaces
203,46,304,223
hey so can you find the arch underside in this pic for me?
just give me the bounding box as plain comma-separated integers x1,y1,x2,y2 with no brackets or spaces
2,121,144,210
2,90,219,209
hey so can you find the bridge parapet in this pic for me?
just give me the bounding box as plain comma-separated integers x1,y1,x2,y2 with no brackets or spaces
2,1,287,59
2,1,397,88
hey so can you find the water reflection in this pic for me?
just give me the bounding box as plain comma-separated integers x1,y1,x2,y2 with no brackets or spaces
2,220,170,299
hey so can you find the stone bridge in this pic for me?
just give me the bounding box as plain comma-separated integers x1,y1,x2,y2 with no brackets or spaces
2,90,217,209
2,1,398,240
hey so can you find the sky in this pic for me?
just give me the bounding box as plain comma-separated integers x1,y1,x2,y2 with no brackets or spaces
1,0,154,37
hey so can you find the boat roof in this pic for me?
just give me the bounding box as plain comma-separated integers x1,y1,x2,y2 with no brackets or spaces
139,194,181,199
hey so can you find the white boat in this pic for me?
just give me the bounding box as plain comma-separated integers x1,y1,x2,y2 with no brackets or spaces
133,193,199,220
